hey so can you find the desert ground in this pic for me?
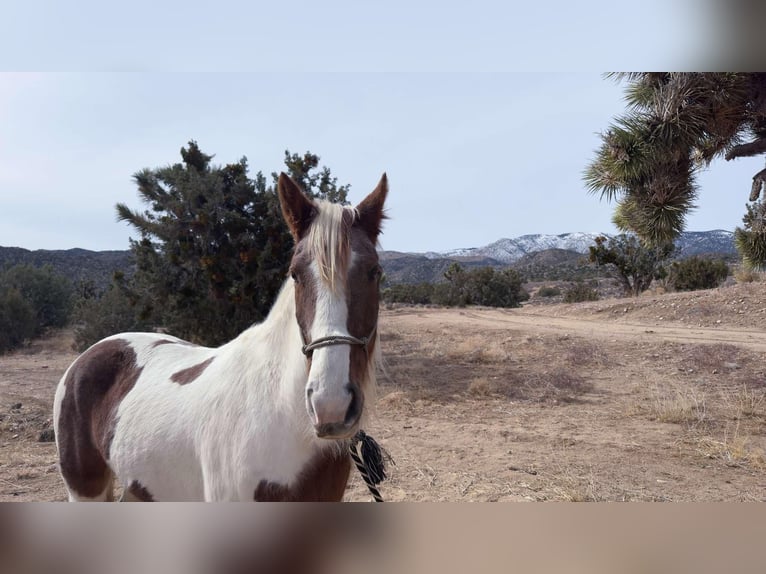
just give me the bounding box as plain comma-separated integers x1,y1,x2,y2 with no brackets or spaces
2,282,765,502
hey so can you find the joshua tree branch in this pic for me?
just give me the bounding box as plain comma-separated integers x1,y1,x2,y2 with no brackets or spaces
725,137,766,161
750,168,766,202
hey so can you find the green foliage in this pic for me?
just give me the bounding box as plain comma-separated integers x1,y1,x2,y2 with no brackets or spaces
380,264,529,308
381,283,435,305
0,264,73,329
114,142,349,346
0,264,73,353
436,262,471,307
536,286,561,298
585,73,766,246
588,235,673,296
465,266,528,307
668,257,729,291
0,288,36,353
734,200,766,270
563,282,600,303
72,285,148,352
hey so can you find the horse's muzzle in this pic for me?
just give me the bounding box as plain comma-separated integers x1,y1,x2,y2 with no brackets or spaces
307,382,363,439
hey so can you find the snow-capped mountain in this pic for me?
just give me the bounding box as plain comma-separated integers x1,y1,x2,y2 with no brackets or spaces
419,230,736,264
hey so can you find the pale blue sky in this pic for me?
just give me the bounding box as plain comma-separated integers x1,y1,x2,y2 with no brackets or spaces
1,72,761,254
1,2,753,254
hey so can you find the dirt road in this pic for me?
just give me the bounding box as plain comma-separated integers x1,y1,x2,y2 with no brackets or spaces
395,306,766,352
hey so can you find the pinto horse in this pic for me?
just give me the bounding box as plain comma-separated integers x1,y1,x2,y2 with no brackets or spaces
53,173,388,501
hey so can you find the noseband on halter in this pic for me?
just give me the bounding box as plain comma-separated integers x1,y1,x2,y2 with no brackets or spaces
301,325,377,357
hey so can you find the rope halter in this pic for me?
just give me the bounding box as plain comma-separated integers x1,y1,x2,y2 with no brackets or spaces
301,325,377,357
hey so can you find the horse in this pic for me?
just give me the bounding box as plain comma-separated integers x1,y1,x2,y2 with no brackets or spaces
53,172,388,501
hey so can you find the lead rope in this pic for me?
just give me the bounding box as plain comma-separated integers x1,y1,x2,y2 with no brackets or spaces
349,431,392,503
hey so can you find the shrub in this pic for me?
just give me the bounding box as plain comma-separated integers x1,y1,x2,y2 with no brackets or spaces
588,234,673,296
381,283,435,305
563,282,599,303
734,267,761,283
72,285,147,351
0,288,36,353
669,257,729,291
381,265,529,309
0,264,73,331
537,286,561,298
0,264,73,354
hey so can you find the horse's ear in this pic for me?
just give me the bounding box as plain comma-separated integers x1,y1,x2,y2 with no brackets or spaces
278,173,316,240
355,173,388,242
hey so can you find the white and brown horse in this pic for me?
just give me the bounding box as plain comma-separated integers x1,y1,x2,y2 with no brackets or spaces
53,173,387,501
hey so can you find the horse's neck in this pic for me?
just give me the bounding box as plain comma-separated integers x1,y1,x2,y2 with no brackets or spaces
223,280,308,405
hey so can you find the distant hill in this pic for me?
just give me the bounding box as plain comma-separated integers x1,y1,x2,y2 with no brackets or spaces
0,230,738,290
379,251,503,285
0,247,131,291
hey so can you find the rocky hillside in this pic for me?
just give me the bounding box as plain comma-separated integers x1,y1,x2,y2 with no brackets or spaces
0,247,131,291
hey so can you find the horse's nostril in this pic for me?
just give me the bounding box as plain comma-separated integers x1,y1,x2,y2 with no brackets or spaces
344,384,362,426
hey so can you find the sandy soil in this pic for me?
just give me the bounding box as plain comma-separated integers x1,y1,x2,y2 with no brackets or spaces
2,282,766,502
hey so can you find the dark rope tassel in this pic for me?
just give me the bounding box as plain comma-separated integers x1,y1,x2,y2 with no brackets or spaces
350,431,394,502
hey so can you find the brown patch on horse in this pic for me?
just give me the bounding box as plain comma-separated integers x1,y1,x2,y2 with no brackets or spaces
290,243,318,352
170,357,215,385
57,339,143,499
355,173,388,243
346,227,382,384
127,480,155,501
253,448,351,501
278,173,317,241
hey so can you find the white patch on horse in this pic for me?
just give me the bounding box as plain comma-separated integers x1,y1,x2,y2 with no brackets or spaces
305,260,354,428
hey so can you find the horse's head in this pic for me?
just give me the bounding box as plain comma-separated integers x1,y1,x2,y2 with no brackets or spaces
278,172,387,440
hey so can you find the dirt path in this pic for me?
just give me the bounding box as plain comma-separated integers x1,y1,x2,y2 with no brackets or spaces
393,307,766,352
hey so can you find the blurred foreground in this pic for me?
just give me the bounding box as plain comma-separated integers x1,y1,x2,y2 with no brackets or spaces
1,505,763,574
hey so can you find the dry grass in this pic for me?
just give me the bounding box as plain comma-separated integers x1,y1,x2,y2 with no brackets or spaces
734,268,762,283
547,469,602,502
688,425,766,470
648,386,708,427
446,335,510,364
722,385,766,421
468,377,494,397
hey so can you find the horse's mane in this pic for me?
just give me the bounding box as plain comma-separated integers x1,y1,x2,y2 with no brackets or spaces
306,200,357,293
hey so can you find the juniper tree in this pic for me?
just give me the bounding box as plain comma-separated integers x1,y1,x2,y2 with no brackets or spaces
115,141,349,345
588,235,673,296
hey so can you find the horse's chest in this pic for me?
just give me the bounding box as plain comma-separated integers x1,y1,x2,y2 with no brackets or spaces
252,447,351,501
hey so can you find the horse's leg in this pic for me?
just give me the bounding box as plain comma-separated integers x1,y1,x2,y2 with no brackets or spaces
119,489,140,502
64,472,114,502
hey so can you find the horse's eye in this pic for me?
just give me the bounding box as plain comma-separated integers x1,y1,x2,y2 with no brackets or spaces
369,266,382,281
291,271,299,283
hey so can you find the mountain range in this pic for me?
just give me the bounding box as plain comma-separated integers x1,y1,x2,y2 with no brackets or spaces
381,230,738,284
0,230,738,289
422,230,737,264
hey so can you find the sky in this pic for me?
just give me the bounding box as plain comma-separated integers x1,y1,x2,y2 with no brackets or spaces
1,72,762,255
0,0,757,254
